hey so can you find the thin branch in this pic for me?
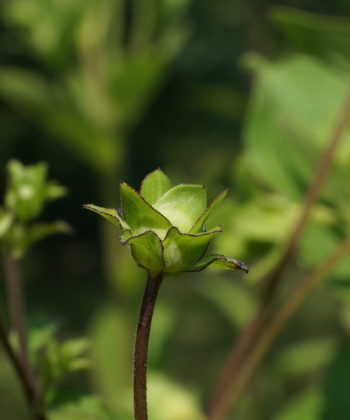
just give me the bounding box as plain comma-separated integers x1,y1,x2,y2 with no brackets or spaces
0,313,32,402
207,87,350,420
134,272,163,420
2,253,47,420
221,235,350,413
3,253,29,368
0,312,47,420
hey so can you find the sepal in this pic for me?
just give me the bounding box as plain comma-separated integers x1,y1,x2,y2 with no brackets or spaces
83,204,130,231
120,182,171,238
190,189,228,233
125,231,165,275
186,253,249,273
162,226,222,273
140,169,171,205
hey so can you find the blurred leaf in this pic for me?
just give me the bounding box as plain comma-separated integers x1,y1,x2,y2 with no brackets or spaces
243,54,350,199
48,395,113,420
110,55,166,129
192,85,245,120
15,221,71,257
300,224,350,280
0,208,13,237
117,372,205,420
147,372,204,420
272,386,323,420
323,342,350,419
61,338,91,359
29,322,58,354
46,182,68,201
273,337,336,379
0,68,118,172
90,307,134,415
270,7,350,67
4,0,84,64
41,336,91,389
148,302,176,364
197,278,257,328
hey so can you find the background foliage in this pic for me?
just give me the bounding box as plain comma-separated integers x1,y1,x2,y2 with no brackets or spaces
1,0,350,419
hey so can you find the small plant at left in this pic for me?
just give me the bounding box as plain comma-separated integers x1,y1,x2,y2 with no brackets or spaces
0,160,81,420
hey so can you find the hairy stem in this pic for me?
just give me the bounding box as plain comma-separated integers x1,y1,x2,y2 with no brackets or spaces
207,88,350,420
134,273,163,420
2,253,46,420
223,235,350,412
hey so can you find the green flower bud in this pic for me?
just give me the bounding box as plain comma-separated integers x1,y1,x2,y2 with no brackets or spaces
84,169,248,277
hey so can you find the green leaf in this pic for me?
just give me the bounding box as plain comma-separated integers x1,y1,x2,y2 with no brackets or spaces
163,226,222,273
190,189,227,233
46,181,68,201
197,279,257,328
140,169,171,205
274,337,336,379
272,387,323,420
187,254,249,273
83,204,130,231
243,54,350,200
48,395,113,420
61,338,91,359
120,182,171,238
323,342,350,419
270,7,350,65
0,208,13,237
125,231,164,274
153,184,207,233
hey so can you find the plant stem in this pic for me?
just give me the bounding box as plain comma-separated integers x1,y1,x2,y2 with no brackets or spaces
2,253,46,420
207,87,350,420
0,313,32,402
3,253,28,368
221,235,350,413
134,272,163,420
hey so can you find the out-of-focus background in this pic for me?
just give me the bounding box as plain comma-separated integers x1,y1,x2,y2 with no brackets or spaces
1,0,350,419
